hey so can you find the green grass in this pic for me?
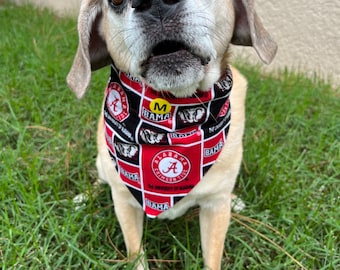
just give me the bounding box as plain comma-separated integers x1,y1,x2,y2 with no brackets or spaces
0,3,339,270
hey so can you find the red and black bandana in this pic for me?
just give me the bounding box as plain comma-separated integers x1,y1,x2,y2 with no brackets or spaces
104,65,233,218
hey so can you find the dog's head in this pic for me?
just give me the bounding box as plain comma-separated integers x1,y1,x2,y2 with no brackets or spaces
67,0,277,98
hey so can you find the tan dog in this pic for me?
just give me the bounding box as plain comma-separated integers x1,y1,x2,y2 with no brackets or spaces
67,0,277,269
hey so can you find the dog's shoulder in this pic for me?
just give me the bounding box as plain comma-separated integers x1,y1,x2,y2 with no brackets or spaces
230,65,247,92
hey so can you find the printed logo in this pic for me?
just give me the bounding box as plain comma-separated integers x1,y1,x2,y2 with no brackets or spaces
215,73,233,92
120,167,140,183
208,114,230,134
104,124,115,153
150,98,172,114
145,198,169,211
152,150,190,184
142,108,171,122
115,142,138,158
178,107,205,124
140,128,165,144
169,129,198,139
204,139,224,157
106,82,129,121
218,99,230,117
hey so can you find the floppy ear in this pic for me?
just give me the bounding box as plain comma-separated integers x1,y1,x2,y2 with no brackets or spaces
231,0,277,64
67,0,111,99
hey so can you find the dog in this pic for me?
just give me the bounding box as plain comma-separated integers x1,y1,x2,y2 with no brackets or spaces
67,0,277,269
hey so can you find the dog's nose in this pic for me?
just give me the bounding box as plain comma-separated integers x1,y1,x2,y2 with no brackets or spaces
132,0,181,13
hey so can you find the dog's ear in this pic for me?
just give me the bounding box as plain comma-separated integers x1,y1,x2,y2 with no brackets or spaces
231,0,277,64
67,0,111,99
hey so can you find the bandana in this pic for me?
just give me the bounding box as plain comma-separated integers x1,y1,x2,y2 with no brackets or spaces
104,65,233,218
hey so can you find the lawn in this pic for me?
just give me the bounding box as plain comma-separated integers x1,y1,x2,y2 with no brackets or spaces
0,3,339,270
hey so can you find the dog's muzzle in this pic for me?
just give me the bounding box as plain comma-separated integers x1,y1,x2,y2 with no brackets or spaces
129,0,214,94
141,39,210,77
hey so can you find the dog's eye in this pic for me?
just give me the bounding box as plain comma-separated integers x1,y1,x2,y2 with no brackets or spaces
108,0,124,6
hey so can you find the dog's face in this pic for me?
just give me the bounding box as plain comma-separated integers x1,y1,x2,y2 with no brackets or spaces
101,0,234,97
67,0,277,98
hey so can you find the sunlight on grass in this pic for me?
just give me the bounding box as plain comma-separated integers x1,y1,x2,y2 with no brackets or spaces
1,3,339,270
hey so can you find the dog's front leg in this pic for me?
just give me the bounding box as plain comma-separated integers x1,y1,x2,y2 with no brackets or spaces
97,157,147,269
199,197,231,270
96,123,147,269
111,191,147,270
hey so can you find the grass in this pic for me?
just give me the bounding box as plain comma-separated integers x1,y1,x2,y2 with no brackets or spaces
0,3,339,270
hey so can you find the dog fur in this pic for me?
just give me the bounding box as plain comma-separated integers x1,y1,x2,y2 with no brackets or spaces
67,0,277,269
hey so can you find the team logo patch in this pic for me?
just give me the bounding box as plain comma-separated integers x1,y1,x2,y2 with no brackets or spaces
140,128,165,144
215,72,233,92
150,98,172,114
142,108,171,122
218,99,230,117
178,107,205,124
152,150,191,184
106,82,129,121
115,142,138,158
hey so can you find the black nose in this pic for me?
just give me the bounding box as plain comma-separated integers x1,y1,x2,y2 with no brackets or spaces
131,0,181,12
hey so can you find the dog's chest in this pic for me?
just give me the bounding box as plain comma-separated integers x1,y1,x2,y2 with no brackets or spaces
103,65,233,217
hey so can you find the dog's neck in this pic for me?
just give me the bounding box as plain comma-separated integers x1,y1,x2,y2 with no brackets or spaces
103,64,233,217
111,64,233,99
